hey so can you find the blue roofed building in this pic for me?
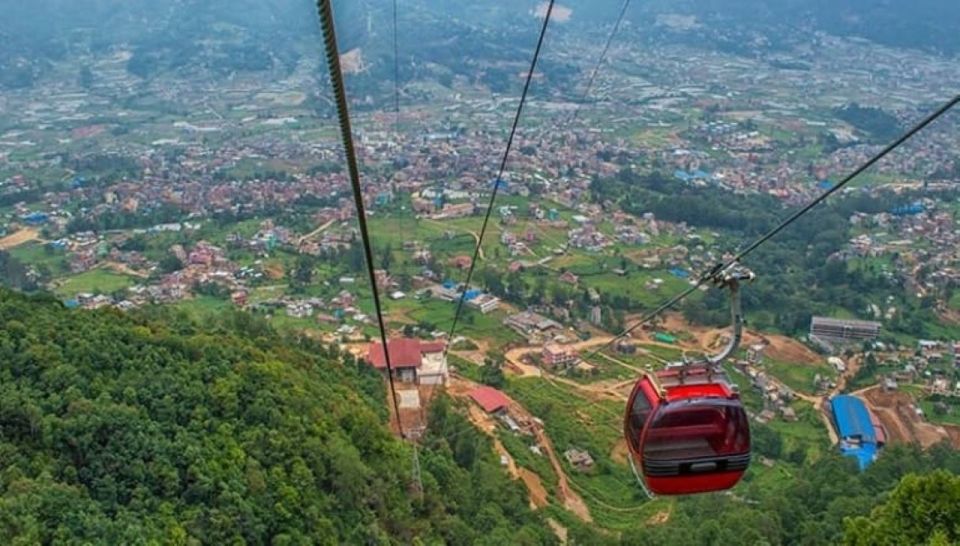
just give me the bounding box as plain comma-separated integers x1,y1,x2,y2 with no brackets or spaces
463,289,482,301
830,395,886,470
890,202,925,216
674,170,712,183
22,212,49,225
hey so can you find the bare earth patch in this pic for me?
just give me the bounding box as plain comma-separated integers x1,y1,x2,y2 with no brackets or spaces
340,48,365,75
0,228,40,250
862,387,949,448
647,509,672,525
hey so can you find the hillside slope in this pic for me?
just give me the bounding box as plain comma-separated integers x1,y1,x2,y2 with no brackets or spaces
0,289,553,544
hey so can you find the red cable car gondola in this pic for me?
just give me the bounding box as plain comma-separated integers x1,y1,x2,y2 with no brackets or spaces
625,366,751,495
623,265,754,496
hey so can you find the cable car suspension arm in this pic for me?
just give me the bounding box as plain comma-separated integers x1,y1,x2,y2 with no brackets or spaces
702,265,754,368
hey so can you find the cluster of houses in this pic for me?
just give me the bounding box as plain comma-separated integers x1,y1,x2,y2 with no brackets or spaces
840,203,959,299
739,344,800,424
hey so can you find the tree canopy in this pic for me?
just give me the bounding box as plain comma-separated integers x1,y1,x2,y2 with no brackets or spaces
0,289,554,544
844,470,960,546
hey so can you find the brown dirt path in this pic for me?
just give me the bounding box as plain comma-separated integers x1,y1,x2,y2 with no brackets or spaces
535,425,593,522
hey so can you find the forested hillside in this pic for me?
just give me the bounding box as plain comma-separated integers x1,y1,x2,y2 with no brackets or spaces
3,287,960,543
0,289,553,544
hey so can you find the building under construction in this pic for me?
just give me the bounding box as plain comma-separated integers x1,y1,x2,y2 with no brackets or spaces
810,316,881,349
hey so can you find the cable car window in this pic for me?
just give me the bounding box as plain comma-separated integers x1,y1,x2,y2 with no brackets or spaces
626,384,653,452
643,400,749,461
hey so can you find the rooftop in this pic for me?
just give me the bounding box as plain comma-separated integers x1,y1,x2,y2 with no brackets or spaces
366,338,445,370
469,386,511,413
831,395,876,444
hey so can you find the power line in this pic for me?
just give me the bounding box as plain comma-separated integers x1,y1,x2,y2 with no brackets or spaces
591,93,960,357
315,0,406,439
444,0,557,352
566,0,632,125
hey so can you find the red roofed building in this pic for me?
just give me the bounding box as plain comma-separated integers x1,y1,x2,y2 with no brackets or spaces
366,338,447,385
469,386,511,414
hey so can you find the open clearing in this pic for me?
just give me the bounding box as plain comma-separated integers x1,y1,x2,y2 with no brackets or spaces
0,228,40,250
861,387,950,448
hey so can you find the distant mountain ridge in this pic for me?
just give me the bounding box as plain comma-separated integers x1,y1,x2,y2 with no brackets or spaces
2,1,957,91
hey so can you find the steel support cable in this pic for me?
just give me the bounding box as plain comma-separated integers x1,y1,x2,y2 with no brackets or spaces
444,0,557,355
315,0,406,438
566,0,632,126
392,0,401,134
591,93,960,357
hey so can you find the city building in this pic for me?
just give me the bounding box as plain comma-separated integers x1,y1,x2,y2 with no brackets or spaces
810,316,881,346
542,343,578,369
467,293,501,314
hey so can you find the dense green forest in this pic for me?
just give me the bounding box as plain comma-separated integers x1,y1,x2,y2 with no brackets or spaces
0,289,553,544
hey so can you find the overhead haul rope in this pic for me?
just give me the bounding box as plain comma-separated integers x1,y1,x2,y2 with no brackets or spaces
589,93,960,358
315,0,406,439
423,0,637,442
444,0,557,353
566,0,632,126
411,0,558,440
391,0,401,134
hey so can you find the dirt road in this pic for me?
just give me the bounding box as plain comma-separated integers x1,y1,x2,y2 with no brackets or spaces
504,337,618,377
659,313,821,365
534,425,593,522
833,355,861,395
298,219,336,245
